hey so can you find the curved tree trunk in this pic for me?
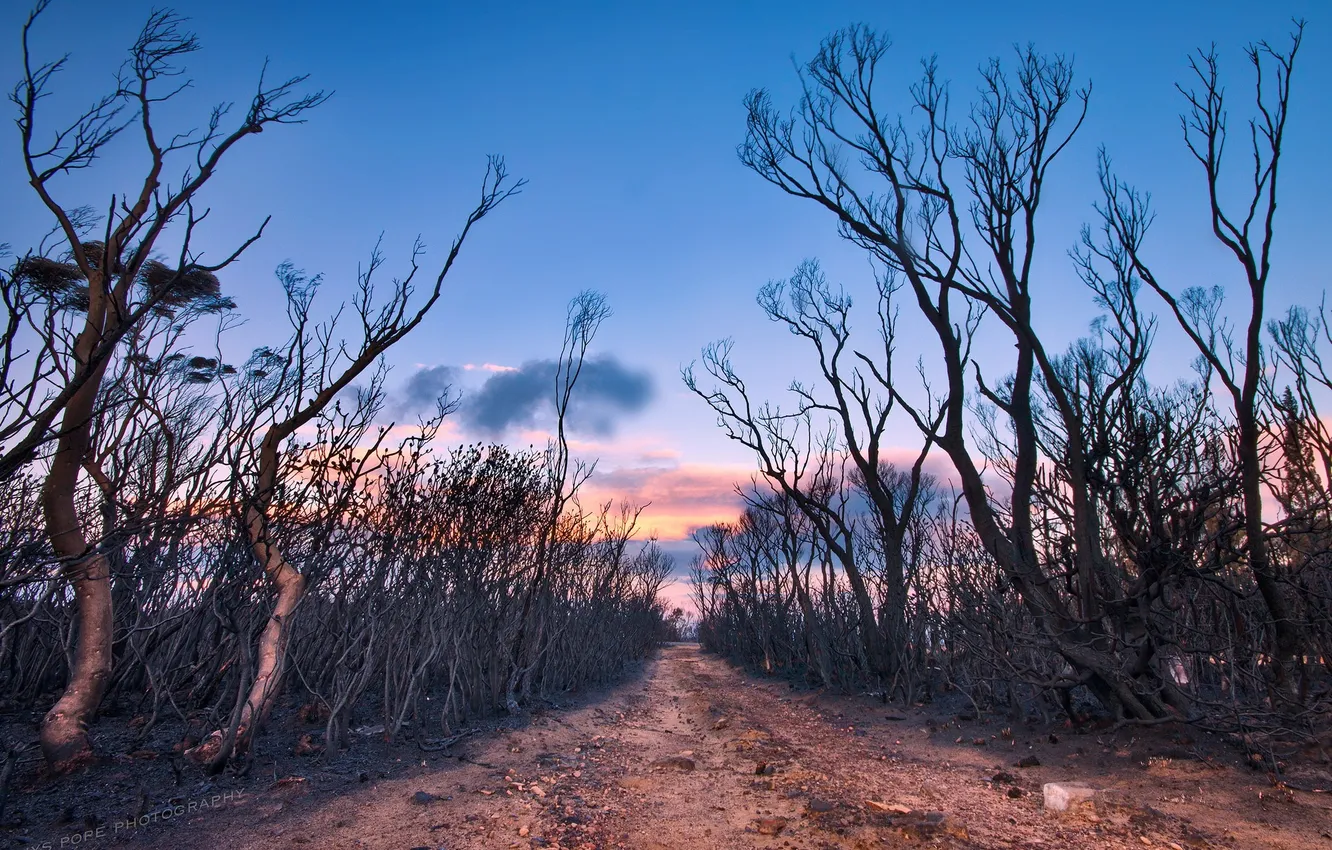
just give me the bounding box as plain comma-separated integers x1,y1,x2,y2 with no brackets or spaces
39,273,118,772
37,549,113,771
236,506,307,746
189,430,306,768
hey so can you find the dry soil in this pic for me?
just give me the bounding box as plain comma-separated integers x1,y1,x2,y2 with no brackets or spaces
14,644,1332,849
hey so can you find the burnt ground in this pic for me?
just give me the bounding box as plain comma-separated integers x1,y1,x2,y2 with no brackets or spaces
5,643,1331,849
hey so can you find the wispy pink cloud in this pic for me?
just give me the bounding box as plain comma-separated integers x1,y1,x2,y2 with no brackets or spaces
578,463,753,541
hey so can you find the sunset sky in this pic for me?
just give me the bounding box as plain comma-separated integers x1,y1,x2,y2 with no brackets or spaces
3,0,1329,606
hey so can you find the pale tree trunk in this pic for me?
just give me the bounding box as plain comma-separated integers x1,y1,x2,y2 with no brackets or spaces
38,281,117,771
191,431,304,767
236,503,307,744
37,548,113,770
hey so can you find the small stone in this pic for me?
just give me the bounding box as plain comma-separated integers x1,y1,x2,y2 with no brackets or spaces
1007,787,1023,798
519,825,530,837
1017,755,1042,768
755,817,788,835
808,798,835,813
1043,782,1096,811
411,791,437,805
712,717,730,730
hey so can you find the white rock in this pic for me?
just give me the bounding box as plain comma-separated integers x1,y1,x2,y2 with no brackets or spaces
1042,782,1096,811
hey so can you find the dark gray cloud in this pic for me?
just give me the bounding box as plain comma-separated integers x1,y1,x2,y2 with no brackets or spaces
462,355,652,436
396,364,459,416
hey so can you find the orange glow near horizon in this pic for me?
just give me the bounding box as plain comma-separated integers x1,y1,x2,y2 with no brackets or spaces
575,462,752,541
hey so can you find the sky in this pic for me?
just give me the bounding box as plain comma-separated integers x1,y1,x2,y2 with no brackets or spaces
2,0,1330,607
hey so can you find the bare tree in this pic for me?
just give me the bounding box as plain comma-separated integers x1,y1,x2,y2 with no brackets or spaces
10,2,327,771
726,25,1200,719
187,163,520,768
1098,23,1309,696
505,290,613,713
705,21,1325,737
686,259,940,693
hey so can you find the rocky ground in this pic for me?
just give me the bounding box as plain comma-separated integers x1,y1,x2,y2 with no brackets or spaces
8,644,1332,849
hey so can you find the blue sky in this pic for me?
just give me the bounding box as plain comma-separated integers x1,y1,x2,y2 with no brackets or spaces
3,0,1329,583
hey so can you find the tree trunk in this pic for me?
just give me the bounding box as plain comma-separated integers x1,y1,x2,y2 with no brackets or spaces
37,551,113,771
236,504,307,747
880,545,909,682
841,556,890,679
789,564,831,685
38,277,117,772
1238,413,1306,696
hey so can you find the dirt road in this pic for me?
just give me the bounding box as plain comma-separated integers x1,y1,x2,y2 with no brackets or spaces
111,644,1326,849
